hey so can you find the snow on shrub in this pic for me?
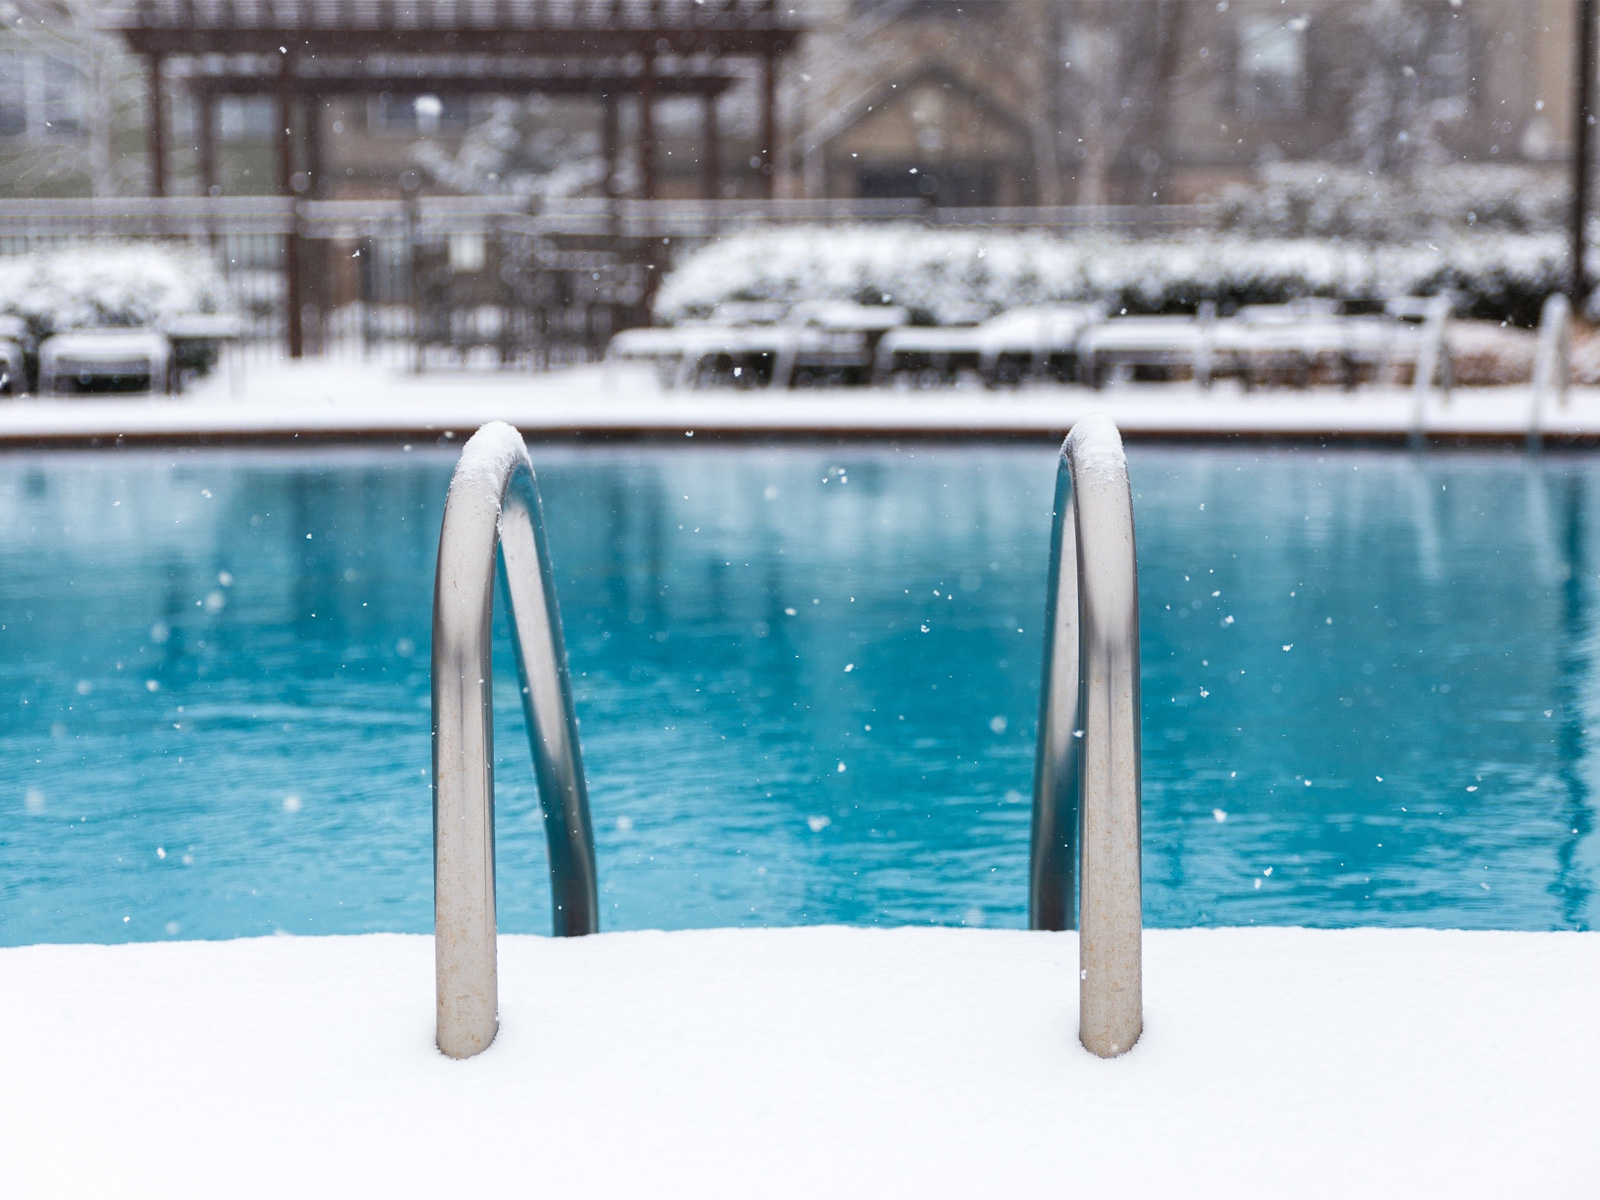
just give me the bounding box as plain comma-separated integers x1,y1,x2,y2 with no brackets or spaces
654,225,1565,328
0,241,229,342
1218,162,1567,241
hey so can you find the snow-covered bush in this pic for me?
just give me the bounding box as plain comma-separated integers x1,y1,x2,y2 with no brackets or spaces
654,225,1565,328
0,242,229,343
1217,162,1567,241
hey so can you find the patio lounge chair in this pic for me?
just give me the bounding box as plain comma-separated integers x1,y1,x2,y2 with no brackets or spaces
38,329,174,396
0,314,25,396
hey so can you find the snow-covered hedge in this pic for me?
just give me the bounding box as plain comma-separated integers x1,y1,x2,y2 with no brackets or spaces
1217,162,1567,241
0,242,229,342
654,225,1565,328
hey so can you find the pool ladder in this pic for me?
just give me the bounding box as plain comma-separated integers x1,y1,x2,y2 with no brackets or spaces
432,421,598,1059
431,417,1144,1060
1528,292,1572,453
1029,414,1144,1057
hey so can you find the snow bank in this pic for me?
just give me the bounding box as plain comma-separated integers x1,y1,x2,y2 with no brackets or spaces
4,358,1600,444
654,226,1564,327
0,241,228,341
0,927,1594,1197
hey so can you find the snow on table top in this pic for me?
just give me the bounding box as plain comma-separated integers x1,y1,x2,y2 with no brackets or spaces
1,927,1594,1197
0,357,1592,443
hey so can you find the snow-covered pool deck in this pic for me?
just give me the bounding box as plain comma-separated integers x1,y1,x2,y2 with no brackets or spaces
1,359,1597,446
2,928,1594,1196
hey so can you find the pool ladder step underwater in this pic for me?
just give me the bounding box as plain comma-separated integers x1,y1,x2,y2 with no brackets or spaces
430,418,1143,1061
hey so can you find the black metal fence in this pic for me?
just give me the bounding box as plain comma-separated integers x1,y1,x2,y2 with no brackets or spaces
0,197,1216,366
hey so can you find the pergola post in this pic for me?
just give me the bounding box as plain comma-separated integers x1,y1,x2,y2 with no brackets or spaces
760,45,777,199
701,91,720,201
196,86,217,196
602,93,620,232
639,54,657,201
304,93,326,351
146,53,166,197
305,93,324,197
277,51,304,359
1574,0,1597,305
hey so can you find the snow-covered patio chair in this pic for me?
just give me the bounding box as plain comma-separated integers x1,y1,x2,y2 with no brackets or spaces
873,324,989,386
611,303,906,389
607,324,740,388
163,313,243,384
1079,313,1214,388
874,305,1099,387
975,305,1101,384
38,330,174,397
1204,300,1412,390
783,302,906,387
0,314,25,396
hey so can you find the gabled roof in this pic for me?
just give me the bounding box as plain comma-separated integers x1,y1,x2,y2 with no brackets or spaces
812,60,1031,154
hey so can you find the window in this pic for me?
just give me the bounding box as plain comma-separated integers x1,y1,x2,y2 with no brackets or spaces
368,93,473,137
1236,16,1306,119
857,161,996,206
0,53,26,138
39,56,84,137
850,1,976,19
1063,24,1120,89
0,52,86,141
1425,15,1470,102
219,96,275,143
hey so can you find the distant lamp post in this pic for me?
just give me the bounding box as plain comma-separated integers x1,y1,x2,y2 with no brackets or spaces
1573,0,1597,306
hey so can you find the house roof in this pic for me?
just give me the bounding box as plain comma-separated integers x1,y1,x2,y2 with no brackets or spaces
813,61,1032,156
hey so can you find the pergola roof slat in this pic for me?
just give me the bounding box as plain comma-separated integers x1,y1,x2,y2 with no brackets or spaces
109,0,799,33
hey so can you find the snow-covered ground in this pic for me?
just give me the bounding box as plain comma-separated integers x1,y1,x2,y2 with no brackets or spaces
0,356,1594,444
1,927,1594,1197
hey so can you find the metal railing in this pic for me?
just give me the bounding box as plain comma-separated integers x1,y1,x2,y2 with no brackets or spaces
0,196,1220,239
432,421,598,1060
0,196,1221,364
1030,414,1144,1059
1529,292,1572,452
1409,295,1455,449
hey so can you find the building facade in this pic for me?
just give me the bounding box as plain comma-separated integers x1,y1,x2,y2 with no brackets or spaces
790,0,1579,206
0,0,1585,204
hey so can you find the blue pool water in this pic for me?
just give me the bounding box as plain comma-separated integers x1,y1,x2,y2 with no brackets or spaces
1,442,1596,944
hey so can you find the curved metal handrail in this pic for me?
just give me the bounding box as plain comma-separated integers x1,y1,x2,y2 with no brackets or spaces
1030,413,1143,1059
1409,295,1454,449
432,421,598,1060
1529,291,1571,453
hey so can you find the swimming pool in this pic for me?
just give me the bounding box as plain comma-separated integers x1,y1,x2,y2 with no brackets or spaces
2,442,1595,943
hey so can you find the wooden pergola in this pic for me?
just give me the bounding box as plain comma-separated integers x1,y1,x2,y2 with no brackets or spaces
182,67,741,203
111,1,801,357
113,0,802,202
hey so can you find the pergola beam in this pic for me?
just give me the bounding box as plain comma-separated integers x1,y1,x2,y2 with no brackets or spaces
119,28,795,58
182,74,739,98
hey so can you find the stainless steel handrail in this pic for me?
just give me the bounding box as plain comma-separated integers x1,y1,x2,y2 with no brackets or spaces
432,421,599,1060
1030,413,1144,1059
1529,292,1571,452
1410,295,1454,448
